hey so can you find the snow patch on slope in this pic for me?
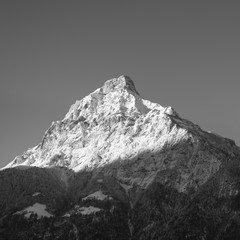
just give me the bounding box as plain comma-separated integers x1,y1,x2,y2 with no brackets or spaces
32,192,41,197
15,203,53,219
79,206,102,215
82,190,112,201
64,204,103,216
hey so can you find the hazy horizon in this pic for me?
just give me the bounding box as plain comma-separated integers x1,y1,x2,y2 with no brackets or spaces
1,1,240,168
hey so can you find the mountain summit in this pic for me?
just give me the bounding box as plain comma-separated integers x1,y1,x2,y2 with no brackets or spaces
1,76,240,239
101,75,140,95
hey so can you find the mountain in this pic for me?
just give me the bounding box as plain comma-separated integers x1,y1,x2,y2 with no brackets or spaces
1,75,240,240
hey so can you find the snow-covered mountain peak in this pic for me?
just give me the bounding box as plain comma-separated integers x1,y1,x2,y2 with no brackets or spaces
3,75,240,192
3,76,181,172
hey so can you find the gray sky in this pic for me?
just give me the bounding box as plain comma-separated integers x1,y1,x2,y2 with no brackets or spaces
1,1,240,168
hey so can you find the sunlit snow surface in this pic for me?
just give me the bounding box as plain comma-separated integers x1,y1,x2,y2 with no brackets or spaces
15,203,53,219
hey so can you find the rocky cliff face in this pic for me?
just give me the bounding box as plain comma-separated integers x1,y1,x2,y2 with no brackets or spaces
1,76,240,240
